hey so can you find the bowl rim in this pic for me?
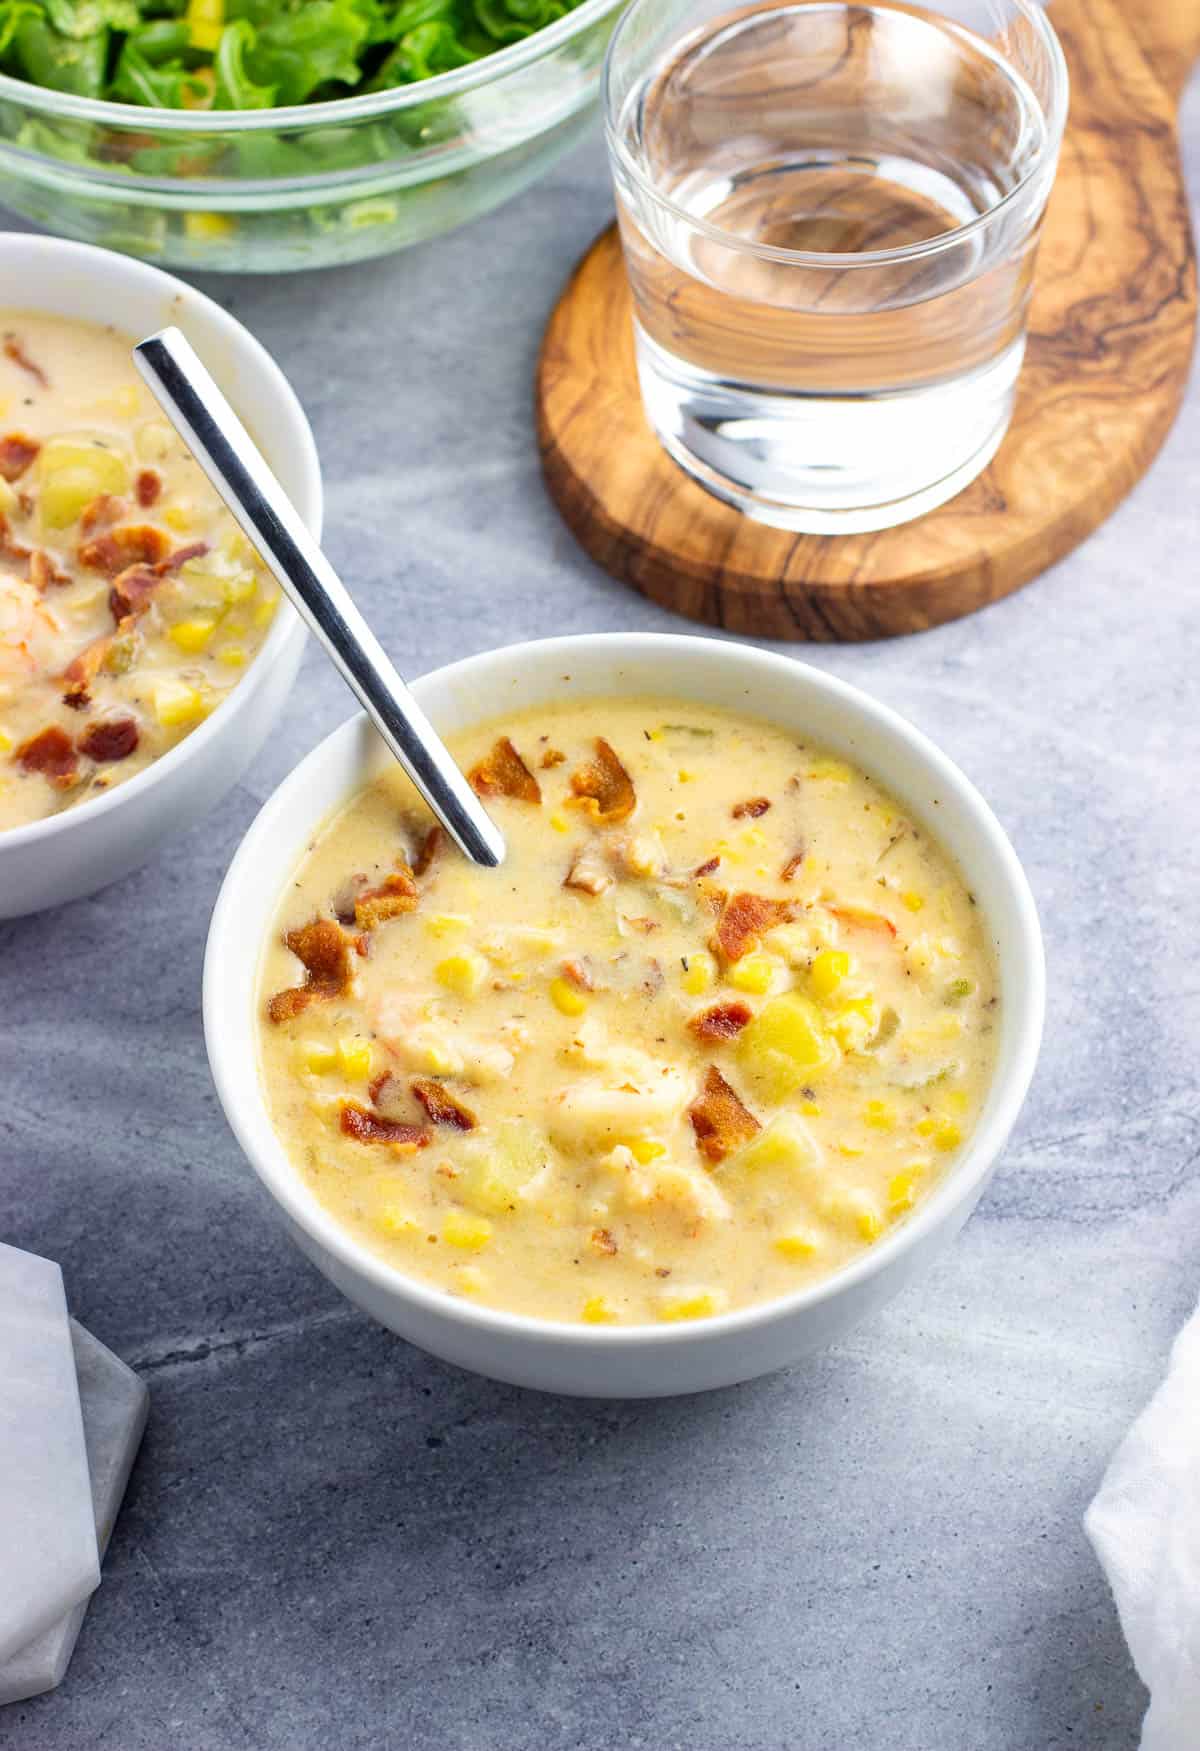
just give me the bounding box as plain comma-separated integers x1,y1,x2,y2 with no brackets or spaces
0,231,322,856
0,0,619,135
205,631,1046,1352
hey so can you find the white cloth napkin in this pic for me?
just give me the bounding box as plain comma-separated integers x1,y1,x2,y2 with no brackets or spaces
1086,1297,1200,1750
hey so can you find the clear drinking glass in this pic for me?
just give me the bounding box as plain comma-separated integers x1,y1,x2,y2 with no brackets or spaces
604,0,1068,533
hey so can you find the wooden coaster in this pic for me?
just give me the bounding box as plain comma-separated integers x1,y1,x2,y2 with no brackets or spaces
537,0,1199,640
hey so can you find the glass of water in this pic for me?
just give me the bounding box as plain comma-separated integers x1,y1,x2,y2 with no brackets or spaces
604,0,1068,534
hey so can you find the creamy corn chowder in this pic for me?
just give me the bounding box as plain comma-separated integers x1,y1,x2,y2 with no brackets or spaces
258,700,999,1326
0,312,281,831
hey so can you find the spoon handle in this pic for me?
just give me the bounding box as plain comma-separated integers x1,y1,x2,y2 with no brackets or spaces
133,326,505,870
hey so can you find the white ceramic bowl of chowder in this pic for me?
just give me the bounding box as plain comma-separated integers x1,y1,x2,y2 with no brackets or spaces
205,634,1044,1398
0,233,321,918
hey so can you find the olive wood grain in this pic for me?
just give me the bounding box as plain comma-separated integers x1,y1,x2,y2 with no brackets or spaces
536,0,1199,640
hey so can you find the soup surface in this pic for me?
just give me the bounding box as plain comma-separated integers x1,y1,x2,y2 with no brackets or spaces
0,311,281,832
258,699,999,1325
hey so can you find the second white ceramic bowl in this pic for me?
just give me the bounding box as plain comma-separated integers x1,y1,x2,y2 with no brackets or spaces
205,634,1044,1397
0,233,322,918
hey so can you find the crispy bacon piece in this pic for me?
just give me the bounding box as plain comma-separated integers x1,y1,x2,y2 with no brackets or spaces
564,845,612,897
780,848,806,882
15,725,78,788
339,1103,429,1151
412,826,441,878
265,918,353,1024
732,797,771,819
79,494,127,537
688,1001,753,1043
412,1078,477,1132
159,540,209,573
80,524,171,577
468,736,541,804
0,514,31,568
3,334,47,387
79,716,139,763
29,548,69,591
561,956,599,991
688,1066,760,1164
61,632,118,709
694,856,721,878
590,1227,618,1256
829,904,898,939
135,469,161,508
712,891,794,964
354,862,419,931
108,564,161,624
0,432,39,481
569,737,635,824
540,747,566,769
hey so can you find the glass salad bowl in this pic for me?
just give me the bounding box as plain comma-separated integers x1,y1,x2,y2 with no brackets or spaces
0,0,622,273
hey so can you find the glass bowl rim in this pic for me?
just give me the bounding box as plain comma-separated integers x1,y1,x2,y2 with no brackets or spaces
0,0,619,133
602,0,1069,271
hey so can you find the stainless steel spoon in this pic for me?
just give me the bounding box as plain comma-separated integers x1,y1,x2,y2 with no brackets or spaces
132,325,505,870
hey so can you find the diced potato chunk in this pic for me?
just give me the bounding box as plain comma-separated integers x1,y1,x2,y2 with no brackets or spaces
216,645,247,668
456,1120,547,1216
336,1036,373,1081
151,677,212,728
726,1111,820,1187
37,437,130,530
296,1039,337,1075
736,993,837,1099
822,1187,883,1243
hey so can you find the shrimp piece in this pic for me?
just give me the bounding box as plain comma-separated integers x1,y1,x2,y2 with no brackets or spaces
0,576,61,678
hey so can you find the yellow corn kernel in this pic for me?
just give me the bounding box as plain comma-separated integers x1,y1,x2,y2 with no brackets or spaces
827,994,879,1054
626,1137,666,1165
581,1295,618,1325
216,644,247,668
443,1210,492,1252
435,949,488,997
916,1116,962,1150
808,948,850,1004
837,1140,865,1158
800,1100,822,1117
184,209,234,239
221,528,255,566
808,759,852,783
901,890,925,913
549,813,569,833
336,1036,373,1081
774,1230,819,1261
151,677,211,728
168,617,217,654
374,1202,418,1238
863,1099,895,1131
253,593,279,629
941,1088,970,1115
659,1288,726,1322
455,1266,487,1295
728,952,776,995
681,950,716,995
738,826,768,851
0,727,11,754
549,975,588,1017
887,1172,919,1213
163,503,195,534
425,912,470,940
296,1039,337,1075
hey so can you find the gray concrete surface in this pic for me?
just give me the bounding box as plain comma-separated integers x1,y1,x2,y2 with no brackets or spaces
3,79,1198,1748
